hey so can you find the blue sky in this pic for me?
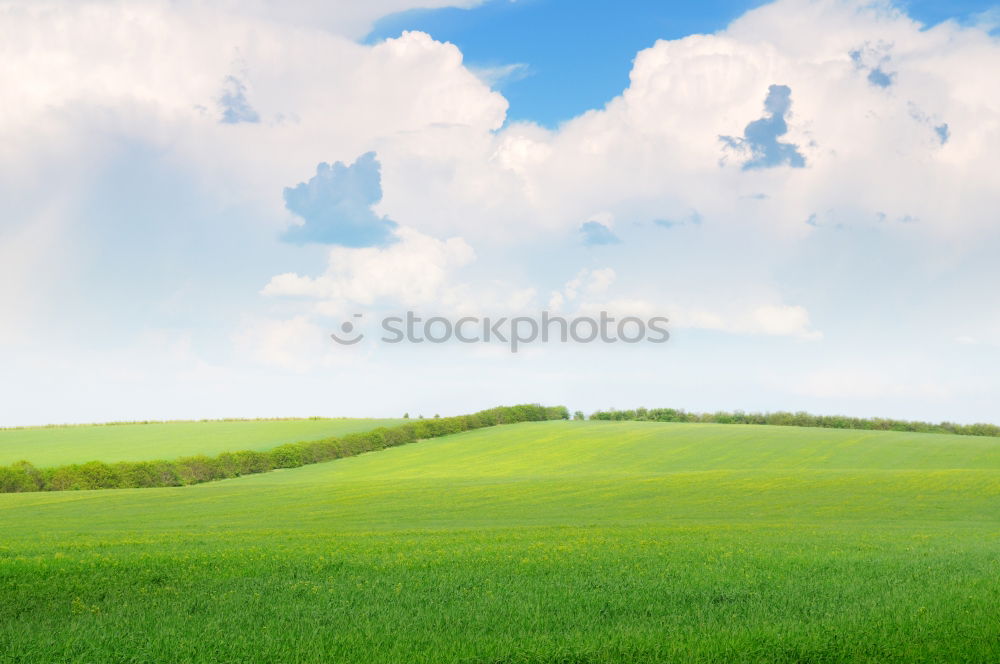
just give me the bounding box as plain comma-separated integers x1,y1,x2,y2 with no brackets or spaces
368,0,999,126
1,0,999,426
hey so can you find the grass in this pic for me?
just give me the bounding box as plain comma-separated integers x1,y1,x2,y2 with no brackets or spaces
1,420,998,662
0,418,405,466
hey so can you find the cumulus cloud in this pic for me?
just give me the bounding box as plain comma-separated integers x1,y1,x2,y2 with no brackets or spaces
263,226,475,309
653,303,822,339
545,267,820,340
282,152,398,247
549,268,617,310
234,315,326,372
4,0,1000,422
13,0,485,40
0,7,508,233
364,0,997,248
721,84,806,169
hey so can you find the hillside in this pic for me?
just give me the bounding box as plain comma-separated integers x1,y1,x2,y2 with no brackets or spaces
1,420,998,662
0,418,405,466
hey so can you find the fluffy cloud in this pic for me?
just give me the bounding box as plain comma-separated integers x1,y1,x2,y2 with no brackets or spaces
262,227,475,310
6,0,999,249
8,0,484,40
234,315,353,372
0,3,507,345
368,0,1000,248
0,7,508,222
10,0,997,250
549,268,617,310
3,0,1000,423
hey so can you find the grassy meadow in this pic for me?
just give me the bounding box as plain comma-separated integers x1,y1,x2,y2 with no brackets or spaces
0,418,405,466
1,420,998,662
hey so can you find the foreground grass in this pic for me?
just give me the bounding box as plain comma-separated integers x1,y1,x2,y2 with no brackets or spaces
1,421,998,662
0,418,405,466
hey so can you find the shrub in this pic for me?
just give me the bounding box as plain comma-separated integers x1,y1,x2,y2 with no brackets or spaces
269,444,307,469
231,450,273,475
588,407,1000,439
0,461,44,492
0,404,569,494
115,461,181,488
175,456,221,485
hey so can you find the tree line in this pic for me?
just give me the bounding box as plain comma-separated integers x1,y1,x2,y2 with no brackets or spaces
0,404,569,493
588,407,1000,437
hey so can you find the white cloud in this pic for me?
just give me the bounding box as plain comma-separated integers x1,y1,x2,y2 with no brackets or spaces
262,227,475,310
3,0,1000,423
369,0,1000,248
547,268,820,339
642,303,822,340
0,7,507,224
205,0,484,39
745,304,822,339
575,300,821,340
7,0,484,40
549,268,616,311
10,0,997,251
233,315,361,372
470,62,531,87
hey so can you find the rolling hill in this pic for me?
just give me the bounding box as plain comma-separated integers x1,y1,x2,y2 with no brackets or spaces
1,420,998,662
0,418,405,466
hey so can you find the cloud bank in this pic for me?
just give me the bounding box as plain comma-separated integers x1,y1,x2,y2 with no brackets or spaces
2,0,999,424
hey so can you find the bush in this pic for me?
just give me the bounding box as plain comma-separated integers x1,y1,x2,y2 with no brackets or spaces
231,450,273,475
0,461,44,492
0,404,569,494
175,456,221,485
588,407,1000,439
115,461,181,488
269,444,307,469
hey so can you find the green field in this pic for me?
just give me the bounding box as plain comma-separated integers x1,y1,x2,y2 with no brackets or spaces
0,418,405,466
1,420,998,662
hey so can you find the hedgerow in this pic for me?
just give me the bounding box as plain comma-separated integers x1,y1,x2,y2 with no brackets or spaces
0,404,568,493
588,407,1000,437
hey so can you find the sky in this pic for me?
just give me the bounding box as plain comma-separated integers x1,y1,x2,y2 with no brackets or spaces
1,0,999,426
368,0,1000,125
